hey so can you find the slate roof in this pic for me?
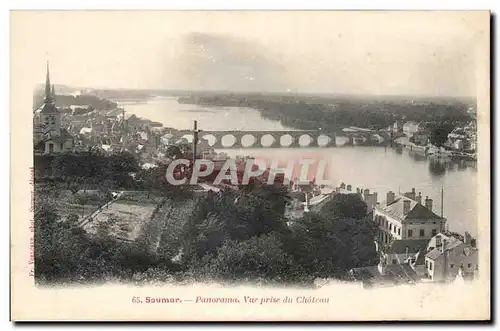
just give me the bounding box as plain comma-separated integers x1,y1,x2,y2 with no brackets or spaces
39,102,59,114
386,239,430,254
33,124,49,133
425,237,464,260
376,195,442,222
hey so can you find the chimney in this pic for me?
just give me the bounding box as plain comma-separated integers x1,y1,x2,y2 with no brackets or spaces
346,184,352,191
403,200,411,214
464,231,472,245
441,239,447,253
416,192,422,204
436,235,442,247
425,197,433,211
356,187,360,194
386,191,395,206
363,189,370,200
405,188,416,200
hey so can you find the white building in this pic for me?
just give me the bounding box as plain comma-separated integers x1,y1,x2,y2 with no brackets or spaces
374,189,446,245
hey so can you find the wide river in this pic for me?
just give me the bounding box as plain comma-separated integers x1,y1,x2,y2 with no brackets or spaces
119,97,478,237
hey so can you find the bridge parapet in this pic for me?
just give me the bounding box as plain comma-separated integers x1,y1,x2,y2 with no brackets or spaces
173,129,389,149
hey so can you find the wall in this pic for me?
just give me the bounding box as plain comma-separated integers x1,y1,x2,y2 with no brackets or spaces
425,243,479,282
374,208,403,243
402,219,444,241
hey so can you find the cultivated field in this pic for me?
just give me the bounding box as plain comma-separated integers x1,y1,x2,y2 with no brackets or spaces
84,201,158,241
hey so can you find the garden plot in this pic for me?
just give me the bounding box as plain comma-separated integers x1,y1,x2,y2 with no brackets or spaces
84,201,158,241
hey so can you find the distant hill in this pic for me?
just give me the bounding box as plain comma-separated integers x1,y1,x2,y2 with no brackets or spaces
33,92,118,111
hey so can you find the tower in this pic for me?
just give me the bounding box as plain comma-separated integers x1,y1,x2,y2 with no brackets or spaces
40,61,61,136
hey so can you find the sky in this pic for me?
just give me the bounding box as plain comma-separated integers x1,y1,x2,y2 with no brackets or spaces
11,11,488,97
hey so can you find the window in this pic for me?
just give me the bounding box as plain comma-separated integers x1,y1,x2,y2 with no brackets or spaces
398,228,401,236
392,259,397,264
389,224,392,231
468,263,471,268
432,229,437,236
425,261,428,268
408,230,413,238
420,229,425,237
60,143,63,150
429,262,433,271
450,264,454,268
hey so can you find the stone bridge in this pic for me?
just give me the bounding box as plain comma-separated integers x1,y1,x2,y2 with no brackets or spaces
174,129,391,149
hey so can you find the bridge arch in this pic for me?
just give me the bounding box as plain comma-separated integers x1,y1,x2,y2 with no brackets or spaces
201,134,217,147
221,134,237,148
317,134,332,147
260,134,276,147
241,134,256,147
280,134,294,147
298,134,313,147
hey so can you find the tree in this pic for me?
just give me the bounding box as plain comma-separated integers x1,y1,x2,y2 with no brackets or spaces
191,233,294,284
287,213,378,279
319,193,367,220
429,122,454,147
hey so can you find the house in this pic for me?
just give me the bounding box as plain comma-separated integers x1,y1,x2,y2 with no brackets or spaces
43,129,74,154
373,189,446,245
383,238,430,265
393,120,404,133
349,255,420,288
424,232,478,282
403,121,420,137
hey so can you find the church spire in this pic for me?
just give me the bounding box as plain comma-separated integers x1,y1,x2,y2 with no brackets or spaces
44,61,53,103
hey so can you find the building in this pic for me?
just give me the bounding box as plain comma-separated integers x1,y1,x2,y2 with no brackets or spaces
383,238,429,265
349,250,420,288
424,232,478,282
33,62,74,154
374,189,446,245
392,120,404,133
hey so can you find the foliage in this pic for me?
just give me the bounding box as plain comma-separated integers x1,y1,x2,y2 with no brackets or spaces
35,175,378,285
191,233,294,284
285,213,378,278
429,122,455,147
318,193,367,219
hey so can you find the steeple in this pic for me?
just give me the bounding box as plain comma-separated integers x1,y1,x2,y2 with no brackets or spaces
44,61,53,103
51,84,56,99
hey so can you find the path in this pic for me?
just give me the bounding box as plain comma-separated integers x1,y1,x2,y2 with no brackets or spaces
77,191,124,227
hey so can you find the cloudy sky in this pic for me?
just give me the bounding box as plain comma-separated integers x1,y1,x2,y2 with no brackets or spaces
11,11,487,96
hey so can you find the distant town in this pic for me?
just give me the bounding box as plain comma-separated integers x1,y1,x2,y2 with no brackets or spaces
33,62,478,288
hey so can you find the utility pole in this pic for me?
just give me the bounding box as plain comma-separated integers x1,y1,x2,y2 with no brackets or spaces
192,120,202,165
441,186,444,218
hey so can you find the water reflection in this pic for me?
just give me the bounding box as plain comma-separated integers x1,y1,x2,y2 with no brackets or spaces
429,160,447,177
408,150,427,162
426,154,475,177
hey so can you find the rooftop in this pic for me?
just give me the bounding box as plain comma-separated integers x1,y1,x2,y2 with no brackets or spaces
39,102,59,114
386,239,430,255
376,195,442,222
425,236,465,260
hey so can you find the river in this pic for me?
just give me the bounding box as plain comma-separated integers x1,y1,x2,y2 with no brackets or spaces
119,96,478,237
